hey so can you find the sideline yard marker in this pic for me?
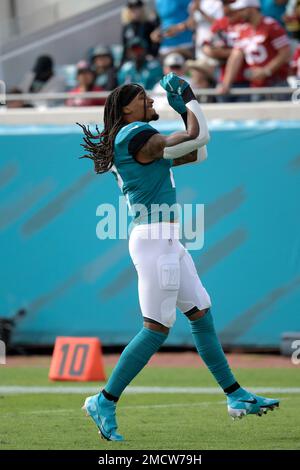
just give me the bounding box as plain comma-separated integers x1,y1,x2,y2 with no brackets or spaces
49,337,106,381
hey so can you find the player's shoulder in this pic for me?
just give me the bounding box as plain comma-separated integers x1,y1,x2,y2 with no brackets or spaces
115,121,158,146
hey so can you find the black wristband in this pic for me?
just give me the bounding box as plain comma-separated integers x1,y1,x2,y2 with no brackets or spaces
182,86,196,104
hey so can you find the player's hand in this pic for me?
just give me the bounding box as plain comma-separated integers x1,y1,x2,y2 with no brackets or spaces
160,72,190,96
166,92,187,115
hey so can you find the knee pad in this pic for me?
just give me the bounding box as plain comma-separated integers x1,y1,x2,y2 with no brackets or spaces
154,254,180,327
157,254,180,291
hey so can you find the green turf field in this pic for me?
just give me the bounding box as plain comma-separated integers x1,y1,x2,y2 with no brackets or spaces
0,366,299,450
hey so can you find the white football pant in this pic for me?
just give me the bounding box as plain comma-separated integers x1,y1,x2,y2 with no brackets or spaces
129,222,211,328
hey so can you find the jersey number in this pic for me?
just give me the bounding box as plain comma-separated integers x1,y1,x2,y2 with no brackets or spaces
244,41,268,65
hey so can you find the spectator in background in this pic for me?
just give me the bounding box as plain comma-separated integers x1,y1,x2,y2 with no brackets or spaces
219,0,291,98
189,0,224,59
202,0,250,101
291,42,300,77
91,46,118,91
260,0,288,25
186,58,217,102
164,1,223,60
283,0,300,40
118,37,163,90
6,88,34,109
157,52,189,81
66,61,106,107
150,0,194,57
18,55,66,107
121,0,159,63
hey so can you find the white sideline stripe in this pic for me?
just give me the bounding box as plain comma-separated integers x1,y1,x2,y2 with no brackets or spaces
0,386,299,395
0,402,227,417
0,6,122,62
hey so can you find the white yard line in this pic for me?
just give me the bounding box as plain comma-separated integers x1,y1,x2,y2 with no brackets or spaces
0,386,299,395
0,401,229,417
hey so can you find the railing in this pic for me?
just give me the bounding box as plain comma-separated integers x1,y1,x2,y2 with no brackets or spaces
0,87,297,104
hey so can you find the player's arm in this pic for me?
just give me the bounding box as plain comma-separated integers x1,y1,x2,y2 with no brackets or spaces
136,132,207,167
161,74,210,161
171,149,198,167
135,74,210,164
134,133,165,163
135,101,201,164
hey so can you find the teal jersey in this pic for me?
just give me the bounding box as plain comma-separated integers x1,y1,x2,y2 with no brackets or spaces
112,121,178,225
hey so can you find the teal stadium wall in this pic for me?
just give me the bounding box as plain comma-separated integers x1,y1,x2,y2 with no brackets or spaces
0,121,299,348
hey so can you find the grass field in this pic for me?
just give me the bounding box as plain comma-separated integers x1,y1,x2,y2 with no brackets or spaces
1,361,300,450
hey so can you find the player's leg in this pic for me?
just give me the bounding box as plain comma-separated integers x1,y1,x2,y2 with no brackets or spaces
83,224,179,440
83,319,168,441
177,247,279,419
102,226,179,399
176,247,238,391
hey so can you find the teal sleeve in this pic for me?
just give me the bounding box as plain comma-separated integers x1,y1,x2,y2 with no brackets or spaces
114,122,159,164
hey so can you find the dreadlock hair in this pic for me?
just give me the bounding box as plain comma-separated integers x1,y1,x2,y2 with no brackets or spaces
77,83,145,174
